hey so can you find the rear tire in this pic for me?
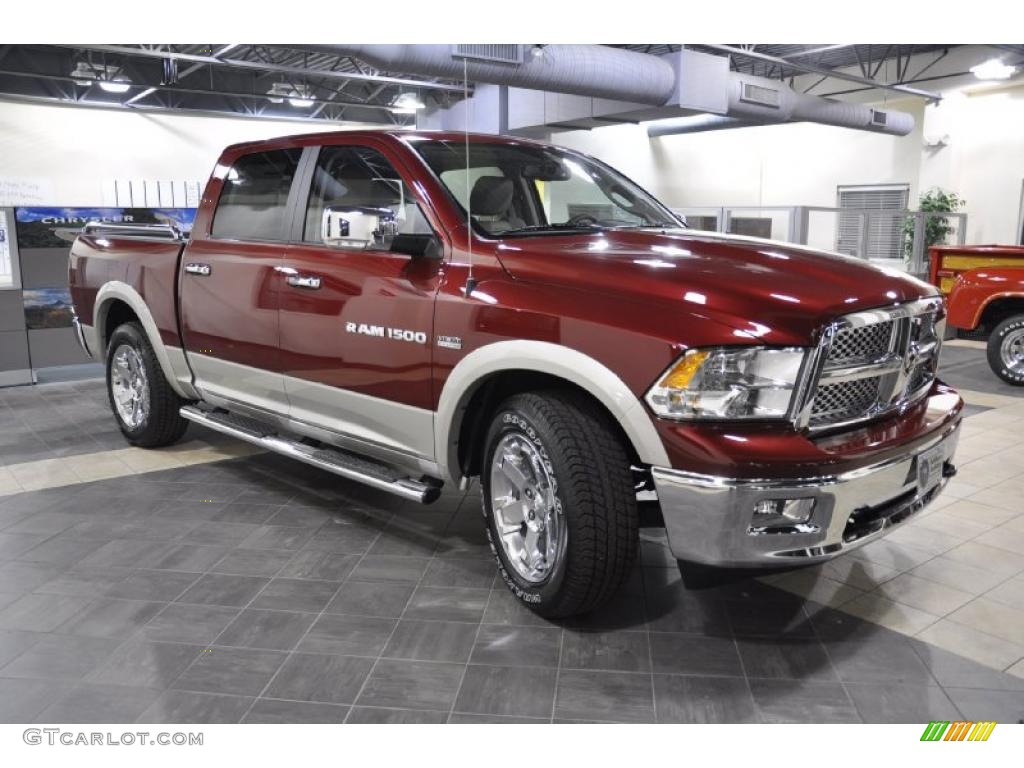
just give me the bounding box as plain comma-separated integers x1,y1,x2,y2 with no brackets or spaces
480,390,639,619
986,315,1024,386
106,322,189,447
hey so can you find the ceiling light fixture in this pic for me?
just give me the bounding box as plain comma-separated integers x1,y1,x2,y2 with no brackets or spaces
69,61,96,85
391,92,425,114
98,77,132,94
970,58,1017,81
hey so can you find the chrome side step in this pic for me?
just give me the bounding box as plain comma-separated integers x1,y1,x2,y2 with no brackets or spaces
179,406,441,504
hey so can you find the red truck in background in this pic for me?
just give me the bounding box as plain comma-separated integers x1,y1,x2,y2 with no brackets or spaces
931,244,1024,385
68,130,963,618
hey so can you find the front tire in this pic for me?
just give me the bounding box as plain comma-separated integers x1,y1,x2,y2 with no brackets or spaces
481,390,639,619
986,315,1024,386
106,322,189,447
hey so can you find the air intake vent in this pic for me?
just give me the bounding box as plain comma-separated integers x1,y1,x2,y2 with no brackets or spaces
740,82,781,108
452,45,524,65
870,109,888,126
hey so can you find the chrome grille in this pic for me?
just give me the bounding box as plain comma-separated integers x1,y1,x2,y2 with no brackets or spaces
803,298,944,431
810,376,883,426
828,321,895,364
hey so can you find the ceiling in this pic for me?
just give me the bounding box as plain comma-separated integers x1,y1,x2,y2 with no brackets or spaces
0,43,1017,125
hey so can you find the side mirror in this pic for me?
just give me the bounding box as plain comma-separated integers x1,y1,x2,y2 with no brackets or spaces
389,233,442,260
321,206,398,249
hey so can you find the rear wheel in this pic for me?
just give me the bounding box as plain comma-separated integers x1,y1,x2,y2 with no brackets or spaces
106,322,189,447
481,390,638,618
986,315,1024,386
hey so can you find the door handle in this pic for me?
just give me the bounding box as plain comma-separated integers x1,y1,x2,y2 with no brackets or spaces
286,275,322,290
184,263,212,276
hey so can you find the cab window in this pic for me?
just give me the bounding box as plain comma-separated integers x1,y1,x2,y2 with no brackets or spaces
211,148,302,241
303,145,434,246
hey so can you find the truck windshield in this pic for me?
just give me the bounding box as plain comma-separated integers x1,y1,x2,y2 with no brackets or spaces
411,139,682,237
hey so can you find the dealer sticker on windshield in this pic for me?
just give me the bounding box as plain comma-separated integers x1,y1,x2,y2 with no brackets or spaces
916,443,944,495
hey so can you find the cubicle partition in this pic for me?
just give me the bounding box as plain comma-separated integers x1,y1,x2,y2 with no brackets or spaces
0,206,195,387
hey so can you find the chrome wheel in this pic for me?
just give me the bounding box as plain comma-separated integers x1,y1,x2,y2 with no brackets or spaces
489,433,563,584
1000,328,1024,375
110,344,150,429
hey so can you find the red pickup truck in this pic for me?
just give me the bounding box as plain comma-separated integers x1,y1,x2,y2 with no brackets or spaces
931,244,1024,385
69,130,963,617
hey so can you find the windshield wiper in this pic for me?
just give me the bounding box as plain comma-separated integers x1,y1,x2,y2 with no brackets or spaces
606,221,684,230
498,223,607,236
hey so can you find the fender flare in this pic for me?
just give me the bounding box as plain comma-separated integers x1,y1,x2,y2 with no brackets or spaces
434,340,670,483
93,281,198,399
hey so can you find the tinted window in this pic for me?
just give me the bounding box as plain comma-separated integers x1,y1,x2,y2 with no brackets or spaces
414,140,680,237
212,148,302,241
303,145,433,244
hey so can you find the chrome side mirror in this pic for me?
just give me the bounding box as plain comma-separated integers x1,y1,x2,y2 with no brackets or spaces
321,206,398,249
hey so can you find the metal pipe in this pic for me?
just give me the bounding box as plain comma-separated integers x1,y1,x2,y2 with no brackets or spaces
702,44,942,101
647,114,764,136
305,44,677,105
52,44,468,93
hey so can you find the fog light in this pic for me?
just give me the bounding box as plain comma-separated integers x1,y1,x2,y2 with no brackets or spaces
752,498,815,526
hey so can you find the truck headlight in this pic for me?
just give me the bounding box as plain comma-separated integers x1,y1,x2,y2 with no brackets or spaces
645,347,807,420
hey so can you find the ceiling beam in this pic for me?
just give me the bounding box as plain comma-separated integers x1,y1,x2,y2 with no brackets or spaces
702,44,943,100
53,44,467,93
0,69,399,114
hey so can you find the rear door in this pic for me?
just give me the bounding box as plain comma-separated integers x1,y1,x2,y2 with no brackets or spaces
179,146,303,414
278,140,445,459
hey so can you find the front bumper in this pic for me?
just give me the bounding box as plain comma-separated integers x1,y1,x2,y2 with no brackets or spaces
652,419,961,567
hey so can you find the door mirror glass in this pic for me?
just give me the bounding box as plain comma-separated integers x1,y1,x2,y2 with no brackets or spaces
306,145,439,254
321,206,399,250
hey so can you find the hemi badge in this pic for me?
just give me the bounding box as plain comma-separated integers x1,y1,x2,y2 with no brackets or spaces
437,335,463,350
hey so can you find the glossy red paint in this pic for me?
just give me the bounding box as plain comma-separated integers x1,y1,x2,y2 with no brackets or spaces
69,235,185,348
946,266,1024,330
70,128,963,479
655,384,962,479
929,244,1024,296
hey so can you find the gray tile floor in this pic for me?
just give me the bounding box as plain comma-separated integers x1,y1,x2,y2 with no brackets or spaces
0,346,1023,724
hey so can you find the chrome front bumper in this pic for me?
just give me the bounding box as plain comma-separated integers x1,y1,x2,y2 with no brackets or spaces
652,421,961,567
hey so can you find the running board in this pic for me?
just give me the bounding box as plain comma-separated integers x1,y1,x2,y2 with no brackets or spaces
179,406,441,504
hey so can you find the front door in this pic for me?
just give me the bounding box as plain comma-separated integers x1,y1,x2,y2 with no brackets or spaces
278,141,445,460
179,147,303,414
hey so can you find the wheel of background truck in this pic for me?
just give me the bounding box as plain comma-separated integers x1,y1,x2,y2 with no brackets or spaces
986,315,1024,386
480,390,639,618
105,322,190,447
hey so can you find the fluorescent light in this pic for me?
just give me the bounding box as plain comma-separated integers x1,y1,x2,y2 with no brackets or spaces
391,92,425,114
98,78,131,94
970,58,1017,81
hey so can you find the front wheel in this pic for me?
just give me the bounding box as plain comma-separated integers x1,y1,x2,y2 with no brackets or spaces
481,390,638,618
106,322,190,447
986,315,1024,386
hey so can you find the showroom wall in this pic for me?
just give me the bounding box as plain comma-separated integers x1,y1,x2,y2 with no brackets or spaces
554,83,1024,246
918,87,1024,244
0,100,368,207
554,99,926,210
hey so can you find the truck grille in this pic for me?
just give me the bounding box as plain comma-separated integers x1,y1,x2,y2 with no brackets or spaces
804,298,944,431
828,321,895,363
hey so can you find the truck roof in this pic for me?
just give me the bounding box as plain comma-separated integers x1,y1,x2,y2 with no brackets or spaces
220,128,547,156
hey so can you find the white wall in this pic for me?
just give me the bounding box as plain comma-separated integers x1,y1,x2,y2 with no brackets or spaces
553,81,1024,246
554,99,925,209
918,87,1024,244
0,100,367,206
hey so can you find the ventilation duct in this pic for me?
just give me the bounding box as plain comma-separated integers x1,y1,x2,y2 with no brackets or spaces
299,44,677,105
306,45,915,137
649,73,915,137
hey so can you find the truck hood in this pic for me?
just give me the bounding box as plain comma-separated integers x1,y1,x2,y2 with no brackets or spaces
492,229,940,346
